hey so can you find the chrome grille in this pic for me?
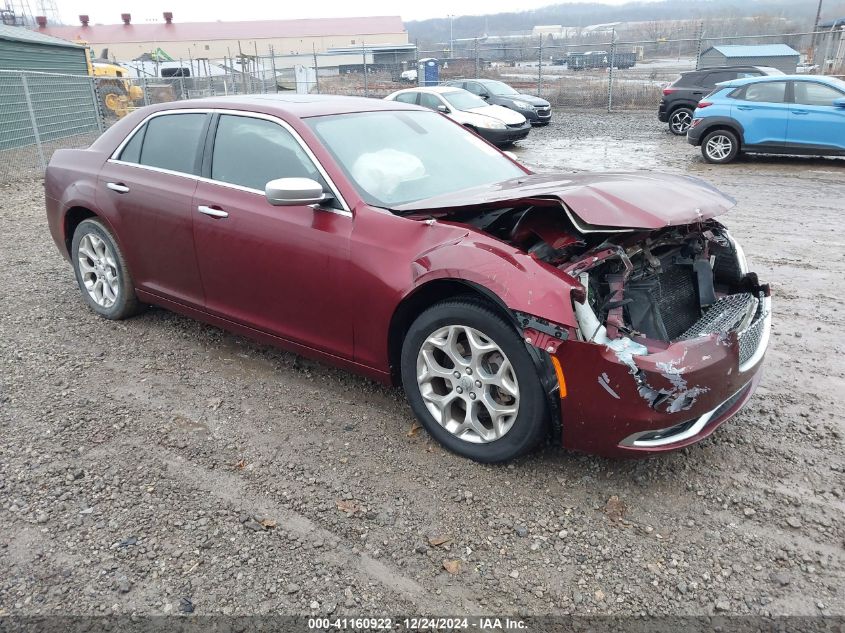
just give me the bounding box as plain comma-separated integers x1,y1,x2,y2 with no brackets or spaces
679,293,757,340
738,314,766,366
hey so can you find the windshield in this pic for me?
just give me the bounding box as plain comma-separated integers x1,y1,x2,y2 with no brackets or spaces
442,91,488,110
307,111,525,208
483,81,520,96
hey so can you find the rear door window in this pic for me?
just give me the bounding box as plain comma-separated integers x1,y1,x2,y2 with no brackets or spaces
738,81,788,103
705,71,738,85
133,113,207,174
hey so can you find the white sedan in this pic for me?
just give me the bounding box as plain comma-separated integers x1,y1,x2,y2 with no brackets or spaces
385,86,531,146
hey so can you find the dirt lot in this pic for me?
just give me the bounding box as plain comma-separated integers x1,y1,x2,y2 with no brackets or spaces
1,110,843,623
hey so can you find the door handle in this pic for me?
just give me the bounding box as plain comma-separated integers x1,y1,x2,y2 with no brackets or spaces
791,110,809,115
197,205,229,219
736,106,754,111
106,182,129,193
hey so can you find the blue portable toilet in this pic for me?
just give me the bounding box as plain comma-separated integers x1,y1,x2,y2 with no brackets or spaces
417,58,439,86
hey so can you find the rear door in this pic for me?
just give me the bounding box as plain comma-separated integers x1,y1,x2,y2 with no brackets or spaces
730,80,790,147
97,111,208,306
191,112,354,357
787,80,845,151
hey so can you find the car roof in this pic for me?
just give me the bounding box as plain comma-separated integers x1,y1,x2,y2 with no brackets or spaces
393,86,464,95
683,65,782,75
717,74,845,88
142,93,422,118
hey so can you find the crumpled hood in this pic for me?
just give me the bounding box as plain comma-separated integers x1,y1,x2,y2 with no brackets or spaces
392,172,736,231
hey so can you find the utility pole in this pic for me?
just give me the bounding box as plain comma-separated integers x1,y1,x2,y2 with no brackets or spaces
448,14,454,58
810,0,824,60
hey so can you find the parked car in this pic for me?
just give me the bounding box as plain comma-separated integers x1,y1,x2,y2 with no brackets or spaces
688,75,845,164
443,79,552,125
385,86,531,146
45,95,771,462
659,66,784,135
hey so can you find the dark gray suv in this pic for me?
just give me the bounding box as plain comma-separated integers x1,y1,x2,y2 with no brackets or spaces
444,79,552,125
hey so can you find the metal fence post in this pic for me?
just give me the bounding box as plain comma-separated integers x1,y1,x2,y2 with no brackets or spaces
178,59,186,99
695,22,705,70
607,30,616,113
141,76,149,105
20,73,47,170
362,42,368,97
270,45,278,93
537,40,543,97
88,76,104,132
313,44,320,94
474,38,480,77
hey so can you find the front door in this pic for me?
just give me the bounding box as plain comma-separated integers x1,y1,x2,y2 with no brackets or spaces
788,80,845,151
191,113,353,358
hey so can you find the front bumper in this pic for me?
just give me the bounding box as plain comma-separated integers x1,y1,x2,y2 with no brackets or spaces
513,106,552,125
537,293,771,457
477,121,532,145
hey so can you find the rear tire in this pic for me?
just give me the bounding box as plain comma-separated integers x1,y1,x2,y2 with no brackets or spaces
701,129,739,164
400,299,548,463
668,107,693,135
71,218,141,320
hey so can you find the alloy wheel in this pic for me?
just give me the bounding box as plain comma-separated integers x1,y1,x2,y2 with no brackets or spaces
416,325,519,443
77,232,120,308
705,134,734,162
670,110,692,134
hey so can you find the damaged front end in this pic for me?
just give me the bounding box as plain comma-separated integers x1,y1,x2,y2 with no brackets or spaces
399,173,771,455
556,219,771,453
433,188,770,455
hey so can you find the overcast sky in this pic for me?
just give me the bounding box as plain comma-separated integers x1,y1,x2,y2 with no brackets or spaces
56,0,641,25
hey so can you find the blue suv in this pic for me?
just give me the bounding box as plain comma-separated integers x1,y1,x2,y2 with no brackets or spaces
687,75,845,164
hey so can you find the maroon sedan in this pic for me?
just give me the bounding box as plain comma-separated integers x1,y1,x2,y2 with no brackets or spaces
45,95,771,462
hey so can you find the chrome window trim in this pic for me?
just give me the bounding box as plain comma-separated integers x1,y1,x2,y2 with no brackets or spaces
107,107,351,216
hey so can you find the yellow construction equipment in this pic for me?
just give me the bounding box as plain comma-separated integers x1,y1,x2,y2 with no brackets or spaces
78,44,144,118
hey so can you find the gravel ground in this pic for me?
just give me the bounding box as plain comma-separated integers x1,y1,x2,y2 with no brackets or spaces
1,109,843,621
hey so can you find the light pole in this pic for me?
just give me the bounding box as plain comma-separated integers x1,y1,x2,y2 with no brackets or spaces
810,0,824,61
448,14,454,58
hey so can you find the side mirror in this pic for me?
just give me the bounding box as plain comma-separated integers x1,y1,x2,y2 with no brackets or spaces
265,177,331,207
834,97,845,108
480,93,490,100
436,104,449,113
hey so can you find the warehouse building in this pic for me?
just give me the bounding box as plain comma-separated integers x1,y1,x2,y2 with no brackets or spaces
0,22,89,73
0,24,99,153
37,14,409,62
698,44,800,73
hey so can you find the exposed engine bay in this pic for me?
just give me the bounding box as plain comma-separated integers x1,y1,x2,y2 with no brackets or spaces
457,201,770,355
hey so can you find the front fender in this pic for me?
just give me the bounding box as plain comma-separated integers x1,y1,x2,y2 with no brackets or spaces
409,235,579,329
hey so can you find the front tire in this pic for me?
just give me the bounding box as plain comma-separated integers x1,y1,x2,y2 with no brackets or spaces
668,107,693,135
701,129,739,164
400,299,548,463
71,218,141,320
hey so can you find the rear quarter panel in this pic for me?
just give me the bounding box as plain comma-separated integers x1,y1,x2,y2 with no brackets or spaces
45,148,110,259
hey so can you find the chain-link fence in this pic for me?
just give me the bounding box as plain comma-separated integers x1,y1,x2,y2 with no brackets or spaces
0,69,102,180
2,28,843,182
